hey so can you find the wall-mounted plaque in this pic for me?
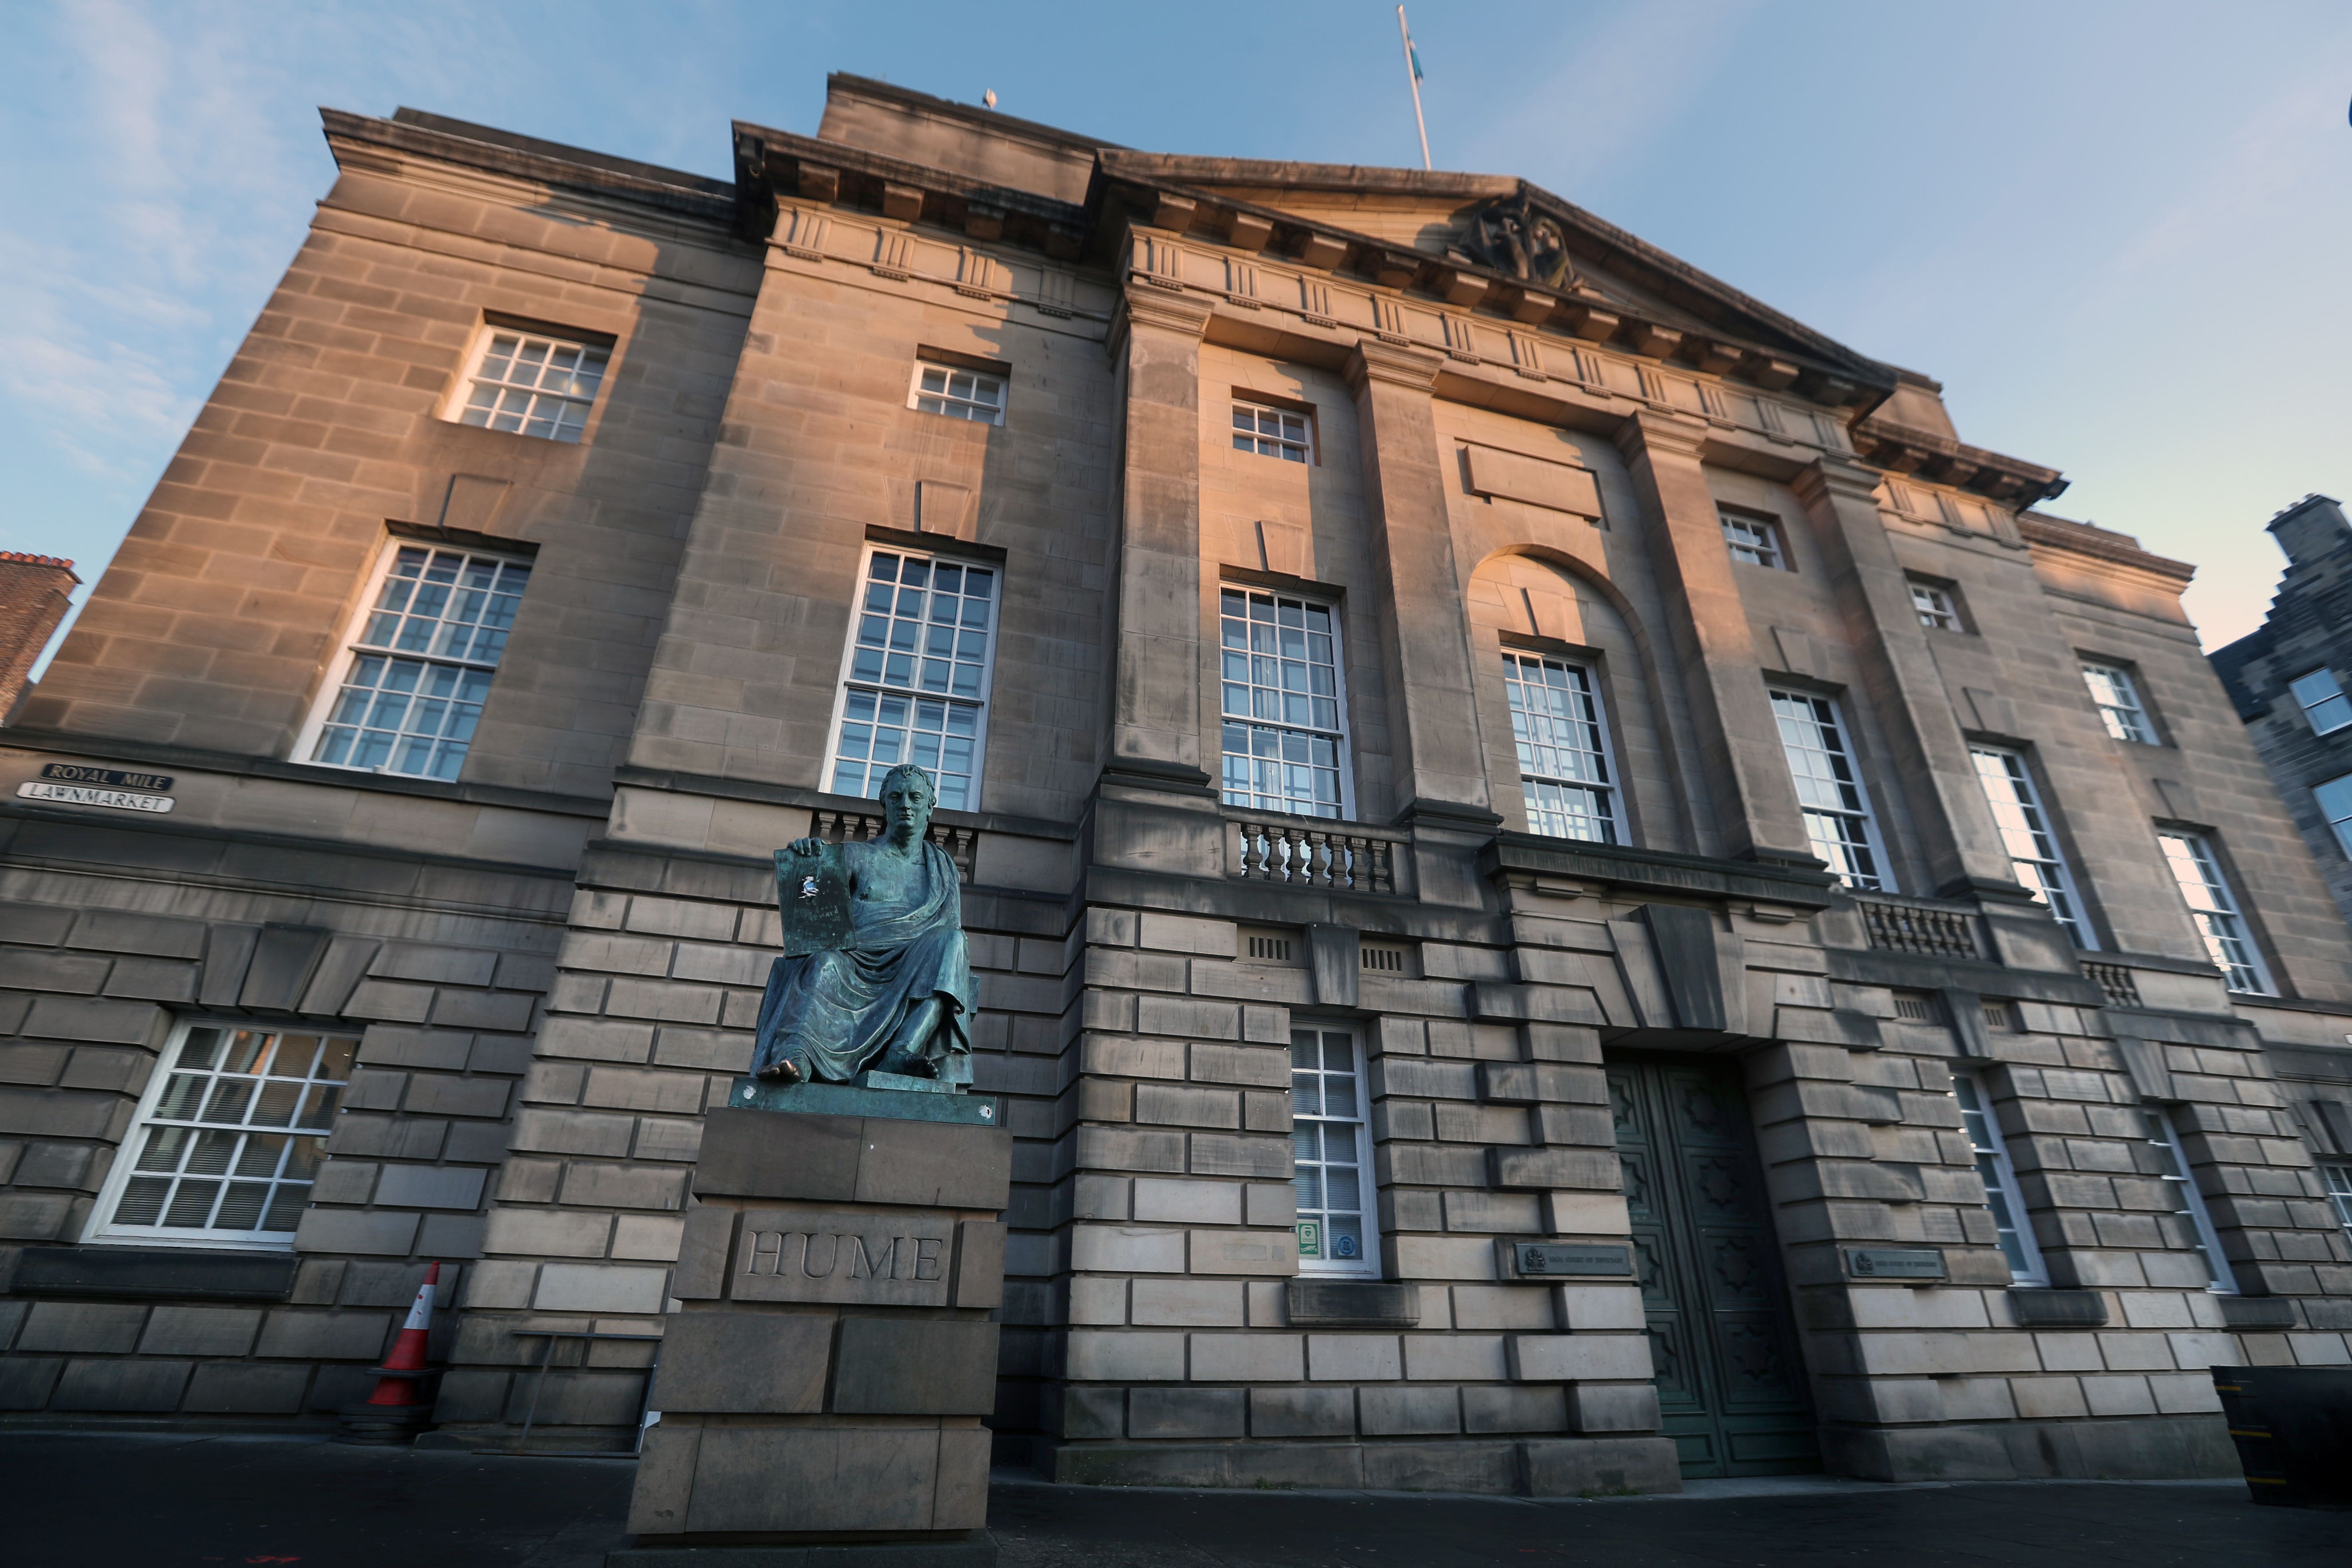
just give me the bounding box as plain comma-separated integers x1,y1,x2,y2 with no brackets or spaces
1513,1241,1634,1278
1842,1247,1947,1280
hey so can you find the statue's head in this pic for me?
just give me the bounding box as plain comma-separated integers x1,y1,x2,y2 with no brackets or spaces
877,763,938,835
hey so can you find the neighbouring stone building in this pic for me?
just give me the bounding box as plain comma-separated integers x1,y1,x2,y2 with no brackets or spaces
0,554,78,722
2209,495,2352,1231
1,75,2349,1491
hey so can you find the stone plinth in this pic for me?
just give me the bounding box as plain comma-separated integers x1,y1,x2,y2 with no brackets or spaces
614,1088,1010,1565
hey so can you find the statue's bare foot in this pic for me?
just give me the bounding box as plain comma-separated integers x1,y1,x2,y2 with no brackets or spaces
754,1056,803,1085
873,1048,935,1078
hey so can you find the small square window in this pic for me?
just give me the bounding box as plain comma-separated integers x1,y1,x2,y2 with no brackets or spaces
450,325,610,443
1910,580,1962,631
2322,1161,2352,1243
2289,668,2352,735
1232,400,1313,463
2315,774,2352,860
909,361,1006,425
2082,661,2154,744
1719,509,1784,569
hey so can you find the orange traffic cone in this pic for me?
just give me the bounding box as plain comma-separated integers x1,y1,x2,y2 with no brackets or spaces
336,1261,443,1445
364,1260,439,1407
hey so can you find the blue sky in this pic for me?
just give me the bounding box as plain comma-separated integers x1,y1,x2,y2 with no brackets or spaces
4,0,2350,661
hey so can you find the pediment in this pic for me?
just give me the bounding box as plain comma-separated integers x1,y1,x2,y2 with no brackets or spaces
1093,152,1884,387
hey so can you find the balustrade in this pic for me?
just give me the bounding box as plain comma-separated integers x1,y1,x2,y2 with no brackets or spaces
1225,811,1401,894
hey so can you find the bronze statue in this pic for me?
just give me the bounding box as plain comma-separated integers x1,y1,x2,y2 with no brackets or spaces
751,763,975,1087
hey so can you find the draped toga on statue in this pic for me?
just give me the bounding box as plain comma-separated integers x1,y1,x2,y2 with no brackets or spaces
749,834,975,1084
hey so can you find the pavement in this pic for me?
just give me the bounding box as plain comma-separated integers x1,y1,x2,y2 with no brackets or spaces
5,1432,2342,1568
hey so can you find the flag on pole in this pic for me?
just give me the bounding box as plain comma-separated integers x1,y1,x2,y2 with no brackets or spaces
1397,6,1432,170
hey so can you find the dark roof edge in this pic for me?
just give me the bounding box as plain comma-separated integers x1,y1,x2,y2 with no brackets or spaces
825,73,1125,156
322,108,737,222
2017,512,2196,583
1515,178,1893,389
1099,150,1513,201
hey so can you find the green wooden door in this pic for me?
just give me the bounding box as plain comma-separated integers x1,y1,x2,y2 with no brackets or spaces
1609,1055,1820,1478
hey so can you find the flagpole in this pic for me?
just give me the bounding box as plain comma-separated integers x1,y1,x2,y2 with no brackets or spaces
1397,6,1431,171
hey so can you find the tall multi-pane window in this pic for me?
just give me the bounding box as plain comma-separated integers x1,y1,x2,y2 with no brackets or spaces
2316,774,2352,859
2156,831,2272,994
1503,652,1619,843
1219,588,1347,818
1951,1072,2046,1284
2142,1107,2237,1292
450,325,609,443
1232,399,1313,462
826,548,998,812
1970,748,2094,948
908,360,1006,424
2081,662,2153,743
1910,581,1962,631
1769,689,1890,890
305,543,531,781
2321,1162,2352,1244
2289,668,2352,735
90,1024,356,1249
1719,508,1784,569
1291,1028,1378,1277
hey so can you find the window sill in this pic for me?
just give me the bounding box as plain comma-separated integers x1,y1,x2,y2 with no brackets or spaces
1286,1278,1419,1327
8,1243,298,1300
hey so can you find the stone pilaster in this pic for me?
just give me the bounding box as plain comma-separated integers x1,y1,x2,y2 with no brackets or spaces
1613,413,1812,865
1790,459,2024,904
1106,284,1217,791
1343,340,1493,823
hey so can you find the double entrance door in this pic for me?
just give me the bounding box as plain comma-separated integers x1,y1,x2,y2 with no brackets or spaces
1608,1053,1819,1478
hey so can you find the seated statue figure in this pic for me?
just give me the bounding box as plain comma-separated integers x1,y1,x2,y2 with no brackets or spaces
750,763,974,1086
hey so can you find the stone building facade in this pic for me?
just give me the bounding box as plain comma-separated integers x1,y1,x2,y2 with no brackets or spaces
1,76,2349,1490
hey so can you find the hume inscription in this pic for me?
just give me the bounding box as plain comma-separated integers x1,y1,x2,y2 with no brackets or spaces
671,1204,1011,1309
741,1227,947,1285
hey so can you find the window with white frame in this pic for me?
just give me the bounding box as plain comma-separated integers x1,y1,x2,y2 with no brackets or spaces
1769,689,1890,890
1951,1072,2046,1284
908,360,1006,425
825,547,998,812
304,542,531,780
2321,1161,2352,1243
1970,747,2094,948
1503,651,1619,843
1219,587,1347,818
1719,508,1784,569
449,324,609,443
2141,1106,2237,1292
2316,774,2352,860
1291,1027,1378,1276
89,1023,356,1249
1910,580,1962,631
2082,662,2153,743
1232,399,1313,463
2156,831,2272,994
2289,667,2352,735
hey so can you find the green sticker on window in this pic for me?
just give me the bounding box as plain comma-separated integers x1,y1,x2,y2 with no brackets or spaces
1295,1219,1322,1259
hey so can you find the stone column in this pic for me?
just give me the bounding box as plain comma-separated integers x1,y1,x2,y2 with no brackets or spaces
617,1098,1010,1564
1342,340,1493,823
1790,460,2021,902
1106,284,1216,791
1614,412,1813,866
